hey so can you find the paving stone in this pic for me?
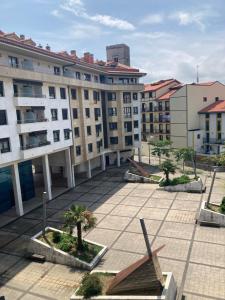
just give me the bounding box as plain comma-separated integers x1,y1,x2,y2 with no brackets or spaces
135,184,157,190
159,257,186,286
73,184,94,192
166,210,196,224
125,218,162,235
77,193,103,203
97,195,125,205
117,183,139,189
20,293,51,300
144,198,173,209
90,203,115,214
153,236,190,261
0,254,22,275
85,228,121,247
110,205,140,217
1,235,31,256
0,215,16,228
171,200,200,212
128,189,153,198
3,219,41,234
108,188,134,196
46,198,72,210
97,215,131,231
194,226,225,245
57,192,84,201
152,190,177,199
182,294,212,300
176,192,202,201
158,222,194,240
0,230,19,249
137,207,168,220
112,231,154,254
120,196,149,207
0,286,23,299
184,263,225,299
190,241,225,268
90,186,114,195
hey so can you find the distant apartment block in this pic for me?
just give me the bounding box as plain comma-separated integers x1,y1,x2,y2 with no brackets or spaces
0,31,145,216
106,44,130,66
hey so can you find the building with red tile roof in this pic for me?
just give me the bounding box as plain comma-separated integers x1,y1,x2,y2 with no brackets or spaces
199,100,225,113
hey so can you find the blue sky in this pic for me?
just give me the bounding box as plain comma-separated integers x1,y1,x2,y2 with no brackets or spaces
1,0,225,83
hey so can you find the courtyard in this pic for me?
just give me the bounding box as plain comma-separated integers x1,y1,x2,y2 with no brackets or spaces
0,163,225,300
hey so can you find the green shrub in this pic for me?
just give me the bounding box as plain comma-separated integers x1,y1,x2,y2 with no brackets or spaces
220,197,225,214
160,175,191,187
52,231,61,244
78,273,102,298
58,233,74,252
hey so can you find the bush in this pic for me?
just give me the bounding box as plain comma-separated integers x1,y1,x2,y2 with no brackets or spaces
52,231,61,244
220,197,225,214
58,233,74,252
160,175,191,187
78,273,102,298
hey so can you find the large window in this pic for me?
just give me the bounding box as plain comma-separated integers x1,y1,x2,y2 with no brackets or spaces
110,137,118,144
133,107,138,114
109,122,117,130
54,66,61,75
123,107,132,118
88,143,93,153
0,138,10,153
108,108,117,116
76,145,81,156
94,108,101,120
53,130,60,142
85,108,90,118
60,87,66,99
9,56,18,68
76,72,81,80
93,91,100,102
64,129,70,140
73,108,78,119
96,124,102,136
74,127,80,137
124,121,132,132
84,89,89,100
0,110,7,125
84,73,91,81
51,109,58,121
125,135,133,146
49,86,56,99
134,134,139,141
71,88,77,100
0,81,4,97
123,92,131,103
62,109,68,120
133,93,138,100
107,92,116,101
87,126,92,136
134,120,139,128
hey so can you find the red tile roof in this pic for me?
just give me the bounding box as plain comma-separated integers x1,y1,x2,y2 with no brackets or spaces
190,81,218,86
144,79,180,92
199,100,225,113
157,84,183,100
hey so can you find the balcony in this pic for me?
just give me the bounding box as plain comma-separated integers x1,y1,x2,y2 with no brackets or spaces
154,106,170,112
20,135,51,159
14,91,47,107
203,138,225,145
17,118,49,134
154,117,170,123
154,129,170,134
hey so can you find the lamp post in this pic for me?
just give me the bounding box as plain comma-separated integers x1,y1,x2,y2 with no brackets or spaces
42,191,47,237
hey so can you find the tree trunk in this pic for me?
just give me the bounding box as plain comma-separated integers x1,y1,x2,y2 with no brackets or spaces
77,222,83,250
166,172,169,183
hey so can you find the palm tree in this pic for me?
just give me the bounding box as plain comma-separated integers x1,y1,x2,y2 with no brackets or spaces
160,159,176,183
64,204,96,251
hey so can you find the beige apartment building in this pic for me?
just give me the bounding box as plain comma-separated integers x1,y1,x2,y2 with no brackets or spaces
0,30,145,216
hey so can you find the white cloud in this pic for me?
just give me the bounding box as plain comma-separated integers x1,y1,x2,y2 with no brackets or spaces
140,13,164,25
51,9,62,18
60,0,135,31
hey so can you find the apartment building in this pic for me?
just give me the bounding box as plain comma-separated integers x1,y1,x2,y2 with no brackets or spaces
170,81,225,151
141,79,180,142
0,32,145,216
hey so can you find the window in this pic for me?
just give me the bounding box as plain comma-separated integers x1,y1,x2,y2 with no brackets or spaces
62,109,68,120
84,73,91,81
218,132,222,140
125,135,133,146
133,93,138,100
96,124,102,136
84,89,89,100
134,120,139,128
76,72,81,80
123,107,132,118
159,135,163,141
88,143,93,153
134,134,139,141
60,87,66,99
51,109,58,121
54,66,61,75
197,134,201,139
74,127,80,137
93,91,100,102
123,92,131,103
124,121,132,132
206,113,209,119
53,130,60,142
0,138,10,153
0,110,7,125
94,108,101,120
133,107,138,114
85,108,90,118
109,122,117,130
97,140,102,153
71,88,77,100
87,126,92,136
203,97,207,102
149,92,153,98
76,145,81,156
108,92,116,101
9,56,18,68
64,129,70,140
215,97,219,101
49,86,56,99
108,108,117,116
0,81,4,97
110,137,118,144
205,120,209,131
217,113,221,118
217,120,221,131
94,75,98,82
73,108,78,119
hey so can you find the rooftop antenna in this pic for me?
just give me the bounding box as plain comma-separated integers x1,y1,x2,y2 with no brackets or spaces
196,65,199,83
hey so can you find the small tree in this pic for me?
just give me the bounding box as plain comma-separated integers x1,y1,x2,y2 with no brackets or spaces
160,159,176,183
64,205,96,251
173,147,197,178
152,140,172,164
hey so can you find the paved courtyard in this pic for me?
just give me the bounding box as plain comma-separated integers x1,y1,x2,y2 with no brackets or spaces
0,164,225,300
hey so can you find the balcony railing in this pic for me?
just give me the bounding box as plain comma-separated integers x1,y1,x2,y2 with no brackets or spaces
203,138,225,145
17,118,48,124
154,107,170,112
21,140,51,150
154,118,170,123
14,92,46,98
154,129,170,134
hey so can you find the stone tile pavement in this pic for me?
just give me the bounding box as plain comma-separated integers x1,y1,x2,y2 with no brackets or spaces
0,165,225,300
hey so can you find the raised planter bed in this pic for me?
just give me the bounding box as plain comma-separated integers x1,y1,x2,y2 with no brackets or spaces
198,201,225,227
28,227,107,270
124,170,163,184
71,270,177,300
163,177,205,193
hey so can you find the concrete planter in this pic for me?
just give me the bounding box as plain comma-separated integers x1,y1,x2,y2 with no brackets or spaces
124,170,162,184
164,177,204,193
28,227,107,270
198,201,225,226
71,271,177,300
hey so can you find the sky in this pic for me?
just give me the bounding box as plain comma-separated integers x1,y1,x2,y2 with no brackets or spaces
1,0,225,83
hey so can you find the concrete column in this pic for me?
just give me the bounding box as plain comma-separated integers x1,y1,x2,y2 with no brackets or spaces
117,151,121,167
65,149,74,188
11,164,24,216
87,160,92,178
138,147,142,163
101,153,106,171
42,155,52,200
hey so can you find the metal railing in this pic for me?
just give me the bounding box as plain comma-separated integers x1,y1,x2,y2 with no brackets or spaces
21,140,51,150
203,138,225,144
14,91,46,98
17,118,48,124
